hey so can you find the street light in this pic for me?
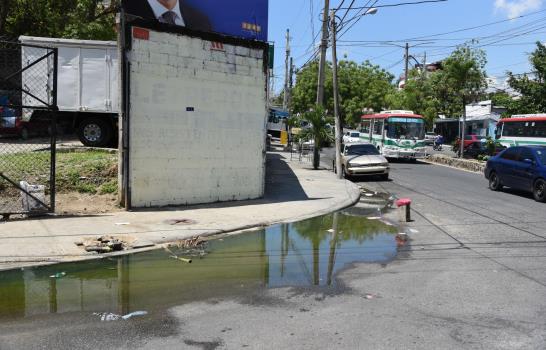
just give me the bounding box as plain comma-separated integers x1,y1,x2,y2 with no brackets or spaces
331,8,378,179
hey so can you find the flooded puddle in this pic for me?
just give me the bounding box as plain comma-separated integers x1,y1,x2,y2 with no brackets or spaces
0,209,401,321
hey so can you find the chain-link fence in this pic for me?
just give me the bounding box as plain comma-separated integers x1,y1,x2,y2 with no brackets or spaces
0,39,58,217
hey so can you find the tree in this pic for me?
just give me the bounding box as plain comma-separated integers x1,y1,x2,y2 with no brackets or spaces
291,59,395,128
1,0,119,40
506,42,546,113
299,106,333,170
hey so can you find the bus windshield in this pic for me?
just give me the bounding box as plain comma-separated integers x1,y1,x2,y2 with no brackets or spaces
386,117,425,140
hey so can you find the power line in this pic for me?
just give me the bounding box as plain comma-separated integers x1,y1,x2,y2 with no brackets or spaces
337,0,448,10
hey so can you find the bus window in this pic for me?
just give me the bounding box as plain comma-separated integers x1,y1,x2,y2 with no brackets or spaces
373,120,383,135
361,120,371,134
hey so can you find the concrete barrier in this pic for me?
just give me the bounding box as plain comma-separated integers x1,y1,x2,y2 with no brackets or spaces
425,154,486,173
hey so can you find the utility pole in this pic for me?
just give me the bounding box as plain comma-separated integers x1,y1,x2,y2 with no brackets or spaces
316,0,330,106
404,42,409,86
283,29,290,110
288,57,294,107
460,96,466,158
330,10,342,179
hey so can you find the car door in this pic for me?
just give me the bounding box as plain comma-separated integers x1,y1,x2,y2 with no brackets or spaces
512,147,537,191
496,147,520,186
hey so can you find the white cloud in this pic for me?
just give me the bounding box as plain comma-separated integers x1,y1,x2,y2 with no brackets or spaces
494,0,544,18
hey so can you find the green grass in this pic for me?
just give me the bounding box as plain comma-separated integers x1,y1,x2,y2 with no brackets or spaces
0,150,118,196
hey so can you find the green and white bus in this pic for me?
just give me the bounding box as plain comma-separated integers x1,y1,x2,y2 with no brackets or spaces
495,114,546,147
360,111,427,160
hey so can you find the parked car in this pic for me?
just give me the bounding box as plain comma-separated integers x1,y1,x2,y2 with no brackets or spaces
425,132,437,145
485,146,546,202
453,134,484,153
464,141,506,159
343,131,362,144
341,143,389,180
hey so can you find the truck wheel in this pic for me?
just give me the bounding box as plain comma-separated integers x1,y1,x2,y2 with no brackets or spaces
77,118,112,147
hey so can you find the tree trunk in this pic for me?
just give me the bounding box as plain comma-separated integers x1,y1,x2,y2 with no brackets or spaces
313,138,320,170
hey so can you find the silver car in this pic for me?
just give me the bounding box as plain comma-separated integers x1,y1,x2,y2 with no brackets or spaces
341,143,390,180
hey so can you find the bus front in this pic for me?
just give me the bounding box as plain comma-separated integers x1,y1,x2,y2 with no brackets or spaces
382,116,427,159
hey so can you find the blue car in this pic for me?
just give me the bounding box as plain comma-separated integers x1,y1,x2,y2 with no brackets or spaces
485,146,546,202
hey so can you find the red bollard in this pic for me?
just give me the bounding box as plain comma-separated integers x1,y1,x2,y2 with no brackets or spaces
395,198,412,222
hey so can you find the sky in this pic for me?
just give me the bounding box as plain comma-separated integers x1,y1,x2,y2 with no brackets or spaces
268,0,546,94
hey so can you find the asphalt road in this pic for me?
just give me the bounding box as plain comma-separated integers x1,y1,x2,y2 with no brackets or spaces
1,158,545,349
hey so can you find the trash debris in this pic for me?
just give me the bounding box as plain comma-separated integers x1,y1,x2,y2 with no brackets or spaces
364,193,374,197
367,217,381,220
20,181,46,213
171,236,205,249
326,229,334,233
409,229,419,234
94,311,148,321
364,293,379,300
170,255,192,264
115,222,131,226
82,235,126,254
122,311,148,320
49,272,66,279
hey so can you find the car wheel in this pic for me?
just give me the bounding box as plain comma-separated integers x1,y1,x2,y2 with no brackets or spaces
20,127,29,140
77,118,112,147
533,179,546,203
489,172,503,191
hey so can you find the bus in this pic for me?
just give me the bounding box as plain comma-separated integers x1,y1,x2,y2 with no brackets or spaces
495,114,546,147
360,110,427,160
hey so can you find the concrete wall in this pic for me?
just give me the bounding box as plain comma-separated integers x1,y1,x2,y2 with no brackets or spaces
127,28,267,207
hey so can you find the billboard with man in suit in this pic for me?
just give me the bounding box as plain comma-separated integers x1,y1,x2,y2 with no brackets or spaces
122,0,268,42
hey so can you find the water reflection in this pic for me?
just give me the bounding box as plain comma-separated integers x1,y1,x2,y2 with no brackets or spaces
0,212,398,320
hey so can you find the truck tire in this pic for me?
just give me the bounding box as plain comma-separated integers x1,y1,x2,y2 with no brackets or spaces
77,118,112,147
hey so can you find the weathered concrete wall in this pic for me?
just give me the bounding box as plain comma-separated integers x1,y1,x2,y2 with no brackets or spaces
127,28,267,207
426,154,486,173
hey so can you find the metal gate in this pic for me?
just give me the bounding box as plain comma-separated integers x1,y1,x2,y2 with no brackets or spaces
0,39,58,218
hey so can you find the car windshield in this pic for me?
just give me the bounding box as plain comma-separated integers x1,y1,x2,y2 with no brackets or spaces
350,132,360,138
536,149,546,165
386,117,425,140
346,144,379,156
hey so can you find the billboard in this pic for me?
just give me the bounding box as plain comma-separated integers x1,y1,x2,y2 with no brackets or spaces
122,0,268,41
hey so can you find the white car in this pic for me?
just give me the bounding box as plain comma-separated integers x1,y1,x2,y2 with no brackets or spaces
341,143,390,180
343,131,362,144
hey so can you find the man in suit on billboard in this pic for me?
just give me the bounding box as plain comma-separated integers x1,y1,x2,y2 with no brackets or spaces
124,0,212,32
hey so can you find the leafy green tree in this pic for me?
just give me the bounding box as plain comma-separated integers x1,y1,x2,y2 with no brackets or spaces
1,0,118,40
299,106,333,170
442,45,488,114
291,59,395,128
506,42,546,113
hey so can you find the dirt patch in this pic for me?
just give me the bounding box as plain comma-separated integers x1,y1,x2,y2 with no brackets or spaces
56,193,122,215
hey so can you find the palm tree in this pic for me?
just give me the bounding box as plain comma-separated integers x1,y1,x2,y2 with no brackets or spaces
299,106,333,170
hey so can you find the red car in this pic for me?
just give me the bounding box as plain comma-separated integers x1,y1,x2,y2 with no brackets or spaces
454,134,484,152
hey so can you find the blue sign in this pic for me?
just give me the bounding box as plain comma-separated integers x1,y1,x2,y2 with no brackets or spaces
123,0,269,42
389,117,424,123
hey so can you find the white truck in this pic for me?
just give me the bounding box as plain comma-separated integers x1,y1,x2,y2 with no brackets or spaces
19,36,119,147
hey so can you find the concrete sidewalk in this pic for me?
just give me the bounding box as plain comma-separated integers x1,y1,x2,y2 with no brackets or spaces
0,152,360,271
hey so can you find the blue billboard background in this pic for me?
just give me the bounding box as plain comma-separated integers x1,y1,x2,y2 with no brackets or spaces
185,0,268,41
124,0,269,42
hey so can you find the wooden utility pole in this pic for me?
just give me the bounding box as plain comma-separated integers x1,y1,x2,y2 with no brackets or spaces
330,10,342,179
404,42,410,85
316,0,330,106
288,57,294,107
283,29,290,110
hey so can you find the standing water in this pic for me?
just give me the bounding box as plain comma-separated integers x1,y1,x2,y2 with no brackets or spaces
0,210,400,321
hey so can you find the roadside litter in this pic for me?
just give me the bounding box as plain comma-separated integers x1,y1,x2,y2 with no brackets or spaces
49,272,66,279
94,311,148,321
83,235,125,253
